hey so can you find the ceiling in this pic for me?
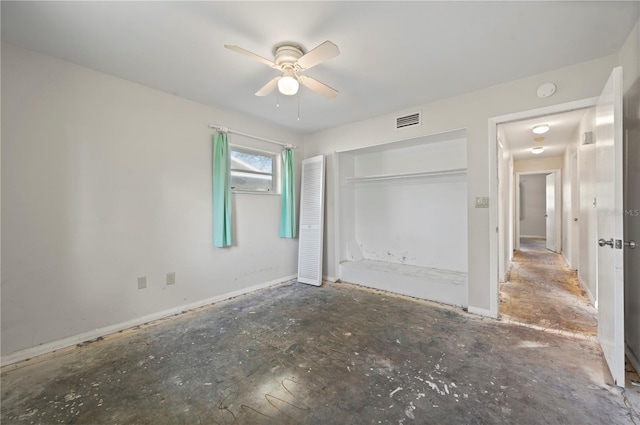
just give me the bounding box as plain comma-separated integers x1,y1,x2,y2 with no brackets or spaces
1,2,638,134
500,108,591,161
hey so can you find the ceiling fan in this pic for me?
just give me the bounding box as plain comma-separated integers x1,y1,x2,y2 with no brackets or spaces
224,40,340,99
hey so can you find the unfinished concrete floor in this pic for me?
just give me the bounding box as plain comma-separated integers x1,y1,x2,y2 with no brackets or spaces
500,237,640,401
500,237,598,335
2,281,638,424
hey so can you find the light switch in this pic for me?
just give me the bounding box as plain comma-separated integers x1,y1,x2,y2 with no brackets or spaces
475,197,489,208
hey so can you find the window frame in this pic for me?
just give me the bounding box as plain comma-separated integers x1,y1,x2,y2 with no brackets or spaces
229,144,281,195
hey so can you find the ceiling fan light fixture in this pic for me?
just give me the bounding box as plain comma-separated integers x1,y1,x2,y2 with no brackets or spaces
278,69,299,96
531,146,545,155
533,124,550,134
226,41,339,99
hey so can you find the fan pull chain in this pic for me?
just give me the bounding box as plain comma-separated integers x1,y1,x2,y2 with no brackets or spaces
276,92,280,108
297,93,300,121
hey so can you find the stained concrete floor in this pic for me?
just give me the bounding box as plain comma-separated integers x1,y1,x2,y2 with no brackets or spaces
2,281,639,424
500,237,598,335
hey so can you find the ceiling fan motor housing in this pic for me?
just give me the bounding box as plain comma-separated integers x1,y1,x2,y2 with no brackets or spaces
274,44,304,68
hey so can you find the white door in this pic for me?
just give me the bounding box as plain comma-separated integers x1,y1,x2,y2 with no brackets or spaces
297,155,325,286
497,143,505,281
596,66,625,387
545,173,557,252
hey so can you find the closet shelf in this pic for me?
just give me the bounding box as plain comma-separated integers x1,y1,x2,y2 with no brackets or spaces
345,168,467,183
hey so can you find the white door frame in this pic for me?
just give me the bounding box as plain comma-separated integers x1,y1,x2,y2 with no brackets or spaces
569,151,580,270
514,169,561,250
488,97,598,318
545,171,562,253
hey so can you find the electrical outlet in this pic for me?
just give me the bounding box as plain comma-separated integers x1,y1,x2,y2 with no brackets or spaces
166,272,176,286
137,276,147,290
475,197,489,208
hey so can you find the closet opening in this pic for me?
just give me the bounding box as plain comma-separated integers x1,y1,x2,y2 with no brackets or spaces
334,129,469,307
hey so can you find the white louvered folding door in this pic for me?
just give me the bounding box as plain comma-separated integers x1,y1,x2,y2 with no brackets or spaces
297,155,325,286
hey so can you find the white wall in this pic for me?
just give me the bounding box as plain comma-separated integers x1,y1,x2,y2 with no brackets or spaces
619,17,640,371
354,179,467,272
303,54,618,314
562,135,581,271
1,44,303,357
514,156,564,173
519,174,547,238
353,138,466,176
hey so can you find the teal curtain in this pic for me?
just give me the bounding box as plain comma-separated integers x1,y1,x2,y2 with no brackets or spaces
280,149,296,238
213,132,232,247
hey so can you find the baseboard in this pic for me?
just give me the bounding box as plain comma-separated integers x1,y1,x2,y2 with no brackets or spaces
467,306,496,318
561,252,573,269
578,275,596,305
626,344,640,376
520,235,545,239
323,275,338,282
1,275,296,367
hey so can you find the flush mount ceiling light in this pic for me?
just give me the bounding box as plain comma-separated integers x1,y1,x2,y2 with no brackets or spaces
531,146,545,155
533,124,550,134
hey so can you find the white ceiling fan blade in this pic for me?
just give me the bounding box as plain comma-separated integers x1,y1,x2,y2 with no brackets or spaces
255,76,280,96
296,40,340,71
298,75,338,99
224,45,278,69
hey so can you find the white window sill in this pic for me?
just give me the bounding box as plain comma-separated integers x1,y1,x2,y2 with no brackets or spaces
232,190,280,196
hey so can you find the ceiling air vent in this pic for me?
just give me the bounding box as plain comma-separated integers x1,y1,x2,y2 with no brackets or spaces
395,112,421,129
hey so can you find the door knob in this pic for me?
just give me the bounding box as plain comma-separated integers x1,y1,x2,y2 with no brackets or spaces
598,238,614,248
625,240,637,249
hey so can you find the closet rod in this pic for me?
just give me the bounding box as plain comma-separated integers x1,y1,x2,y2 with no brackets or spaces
346,168,467,183
209,124,297,149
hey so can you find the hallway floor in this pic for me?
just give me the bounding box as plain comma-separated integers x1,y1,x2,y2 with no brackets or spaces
3,280,639,424
500,237,640,402
500,237,598,335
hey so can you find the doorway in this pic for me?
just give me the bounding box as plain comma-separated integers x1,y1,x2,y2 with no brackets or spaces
490,67,638,390
488,98,598,317
496,107,595,335
514,170,562,253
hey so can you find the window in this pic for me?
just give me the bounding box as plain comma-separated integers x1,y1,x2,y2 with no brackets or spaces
230,146,279,193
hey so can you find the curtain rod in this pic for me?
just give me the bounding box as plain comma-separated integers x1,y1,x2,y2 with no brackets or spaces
209,124,297,149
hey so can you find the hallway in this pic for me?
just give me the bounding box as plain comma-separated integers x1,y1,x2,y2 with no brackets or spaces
500,237,640,401
499,237,598,335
